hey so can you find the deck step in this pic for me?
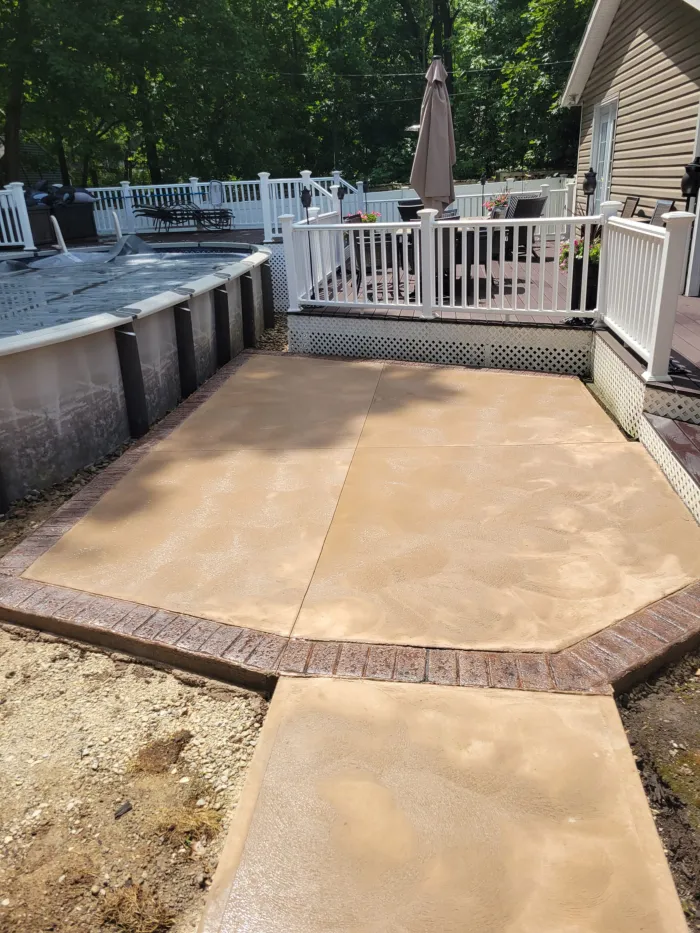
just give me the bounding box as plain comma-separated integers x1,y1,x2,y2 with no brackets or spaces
644,414,700,483
640,413,700,524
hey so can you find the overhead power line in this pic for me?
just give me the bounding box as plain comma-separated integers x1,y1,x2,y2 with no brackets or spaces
248,59,574,79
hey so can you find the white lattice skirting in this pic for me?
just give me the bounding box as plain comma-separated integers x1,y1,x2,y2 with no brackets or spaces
288,314,594,376
590,332,700,438
268,244,288,314
645,386,700,425
589,334,646,437
639,416,700,524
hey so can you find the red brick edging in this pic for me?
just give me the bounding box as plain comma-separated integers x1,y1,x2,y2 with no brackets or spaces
1,351,700,697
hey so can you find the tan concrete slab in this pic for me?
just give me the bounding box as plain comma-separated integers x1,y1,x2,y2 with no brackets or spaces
295,443,700,650
24,448,353,633
201,678,687,933
358,364,623,447
157,354,383,451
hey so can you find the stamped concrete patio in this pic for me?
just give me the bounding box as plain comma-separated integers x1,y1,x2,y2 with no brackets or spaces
5,352,700,931
22,354,700,654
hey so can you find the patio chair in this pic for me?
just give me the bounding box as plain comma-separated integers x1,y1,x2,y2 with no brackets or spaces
133,205,178,232
649,198,676,226
397,199,423,222
490,194,548,261
621,196,640,219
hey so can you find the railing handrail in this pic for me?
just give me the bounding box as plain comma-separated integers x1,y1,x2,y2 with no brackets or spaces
295,214,600,231
607,216,666,239
308,179,333,199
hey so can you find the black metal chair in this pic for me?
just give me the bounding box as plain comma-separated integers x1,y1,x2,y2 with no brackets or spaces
397,199,423,222
490,194,548,261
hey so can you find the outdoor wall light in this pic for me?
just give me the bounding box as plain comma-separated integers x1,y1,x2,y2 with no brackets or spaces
300,186,312,209
681,156,700,210
583,167,597,215
582,168,597,197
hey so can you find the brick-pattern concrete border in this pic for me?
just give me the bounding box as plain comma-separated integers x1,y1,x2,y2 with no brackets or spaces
2,350,700,697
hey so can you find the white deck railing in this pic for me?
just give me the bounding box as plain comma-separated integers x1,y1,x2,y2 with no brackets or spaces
282,206,601,319
0,183,36,250
602,209,694,381
281,200,696,382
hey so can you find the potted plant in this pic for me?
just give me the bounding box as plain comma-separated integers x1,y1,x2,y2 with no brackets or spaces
484,191,510,218
347,211,394,279
560,235,601,311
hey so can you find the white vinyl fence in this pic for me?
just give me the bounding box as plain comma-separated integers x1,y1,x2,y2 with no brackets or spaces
360,177,575,223
282,200,695,382
88,171,359,241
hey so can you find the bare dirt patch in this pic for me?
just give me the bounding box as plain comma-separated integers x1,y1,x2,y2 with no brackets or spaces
619,649,700,930
0,627,266,933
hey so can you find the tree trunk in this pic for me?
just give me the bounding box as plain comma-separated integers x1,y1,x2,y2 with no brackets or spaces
144,136,162,183
90,167,100,187
81,151,91,187
1,0,30,183
440,0,454,95
56,135,71,185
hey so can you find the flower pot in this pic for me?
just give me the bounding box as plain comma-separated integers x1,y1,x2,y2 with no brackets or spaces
570,256,599,311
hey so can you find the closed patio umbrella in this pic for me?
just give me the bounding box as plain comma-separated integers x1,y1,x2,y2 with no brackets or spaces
410,56,456,215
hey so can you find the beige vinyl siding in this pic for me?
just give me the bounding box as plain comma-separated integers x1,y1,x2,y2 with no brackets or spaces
575,0,700,215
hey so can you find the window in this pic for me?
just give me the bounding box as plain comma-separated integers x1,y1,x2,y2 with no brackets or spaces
591,99,618,212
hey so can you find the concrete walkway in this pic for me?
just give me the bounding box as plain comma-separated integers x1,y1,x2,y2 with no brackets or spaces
200,678,687,933
23,354,700,652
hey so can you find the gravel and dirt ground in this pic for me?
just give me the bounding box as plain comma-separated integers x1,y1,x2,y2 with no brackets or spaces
618,649,700,930
0,628,266,933
258,312,288,352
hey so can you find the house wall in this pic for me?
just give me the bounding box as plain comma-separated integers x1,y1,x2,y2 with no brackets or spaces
576,0,700,215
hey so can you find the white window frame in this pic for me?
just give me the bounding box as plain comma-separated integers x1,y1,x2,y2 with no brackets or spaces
590,97,618,212
685,97,700,296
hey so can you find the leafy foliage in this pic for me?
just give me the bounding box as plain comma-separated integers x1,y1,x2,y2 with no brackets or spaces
0,0,593,186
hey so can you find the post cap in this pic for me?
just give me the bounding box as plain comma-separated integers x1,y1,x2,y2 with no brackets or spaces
661,211,695,225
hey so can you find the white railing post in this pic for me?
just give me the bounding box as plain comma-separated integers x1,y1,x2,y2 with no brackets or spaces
329,184,342,269
644,211,696,382
356,180,365,213
120,180,136,234
332,169,341,188
418,208,438,319
566,179,576,216
596,200,622,322
280,215,300,313
5,182,35,250
330,184,341,219
307,206,320,224
189,176,202,206
258,172,273,242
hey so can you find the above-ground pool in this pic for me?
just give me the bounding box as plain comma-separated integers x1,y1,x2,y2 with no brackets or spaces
0,247,251,336
0,238,271,506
